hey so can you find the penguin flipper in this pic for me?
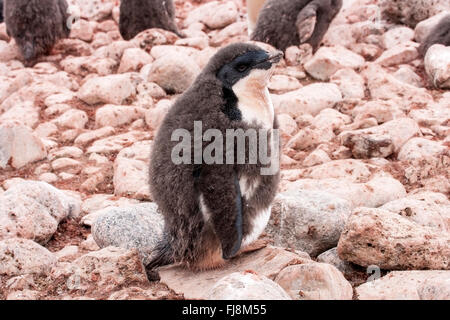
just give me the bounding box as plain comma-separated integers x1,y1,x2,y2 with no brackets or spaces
296,3,318,43
199,168,243,260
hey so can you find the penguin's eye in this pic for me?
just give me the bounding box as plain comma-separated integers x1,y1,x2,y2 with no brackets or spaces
236,64,248,72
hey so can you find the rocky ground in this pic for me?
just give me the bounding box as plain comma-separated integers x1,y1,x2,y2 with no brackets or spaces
0,0,449,300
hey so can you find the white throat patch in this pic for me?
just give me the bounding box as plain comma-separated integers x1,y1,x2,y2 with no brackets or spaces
232,69,275,129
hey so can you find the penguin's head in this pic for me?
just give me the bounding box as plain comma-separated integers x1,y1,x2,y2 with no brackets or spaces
216,47,283,90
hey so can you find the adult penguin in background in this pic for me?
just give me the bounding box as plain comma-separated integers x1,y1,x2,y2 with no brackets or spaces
251,0,343,52
147,43,282,273
419,14,450,56
4,0,70,63
119,0,183,40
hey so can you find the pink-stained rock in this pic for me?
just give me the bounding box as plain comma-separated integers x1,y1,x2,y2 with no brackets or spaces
275,263,353,300
393,65,423,87
304,46,365,81
159,246,311,300
352,100,405,124
268,189,352,256
424,44,450,89
210,21,247,46
74,126,115,146
337,207,450,270
69,18,94,42
207,272,291,300
0,122,47,169
398,138,446,161
375,41,419,67
148,52,200,94
113,140,152,200
95,105,146,128
286,176,406,209
380,191,450,231
65,247,149,293
118,48,153,73
0,70,33,104
362,63,433,109
51,158,82,173
340,118,421,158
144,99,172,131
184,1,238,29
330,68,365,101
78,74,136,105
275,83,343,118
356,271,450,300
0,102,39,128
54,109,88,130
86,131,151,154
61,56,117,76
382,26,415,49
75,0,114,21
0,239,56,276
302,149,331,167
268,75,302,94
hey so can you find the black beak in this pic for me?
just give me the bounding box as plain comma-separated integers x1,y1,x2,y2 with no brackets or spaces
267,50,283,64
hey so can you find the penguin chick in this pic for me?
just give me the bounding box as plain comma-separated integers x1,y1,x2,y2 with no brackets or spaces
4,0,70,63
251,0,343,52
119,0,183,40
419,14,450,56
148,43,282,273
247,0,267,36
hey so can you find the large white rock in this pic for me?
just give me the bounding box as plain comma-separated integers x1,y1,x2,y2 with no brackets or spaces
380,191,450,231
286,176,406,209
330,68,365,100
339,118,421,158
375,41,419,67
356,271,450,300
95,105,146,128
362,63,433,109
78,74,136,105
184,1,238,29
0,238,56,276
148,52,200,94
337,207,450,270
398,138,446,161
275,83,342,118
268,189,352,256
424,44,450,88
66,247,149,292
304,46,365,81
0,122,47,169
207,272,291,300
0,181,81,243
275,263,353,300
383,26,415,49
113,140,152,200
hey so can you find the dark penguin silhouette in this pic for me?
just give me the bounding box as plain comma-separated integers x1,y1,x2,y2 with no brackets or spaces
119,0,183,40
419,14,450,56
251,0,343,52
4,0,70,62
148,43,282,273
0,0,3,23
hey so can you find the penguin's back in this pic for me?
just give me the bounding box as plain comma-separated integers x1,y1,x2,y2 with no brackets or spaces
251,0,311,51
